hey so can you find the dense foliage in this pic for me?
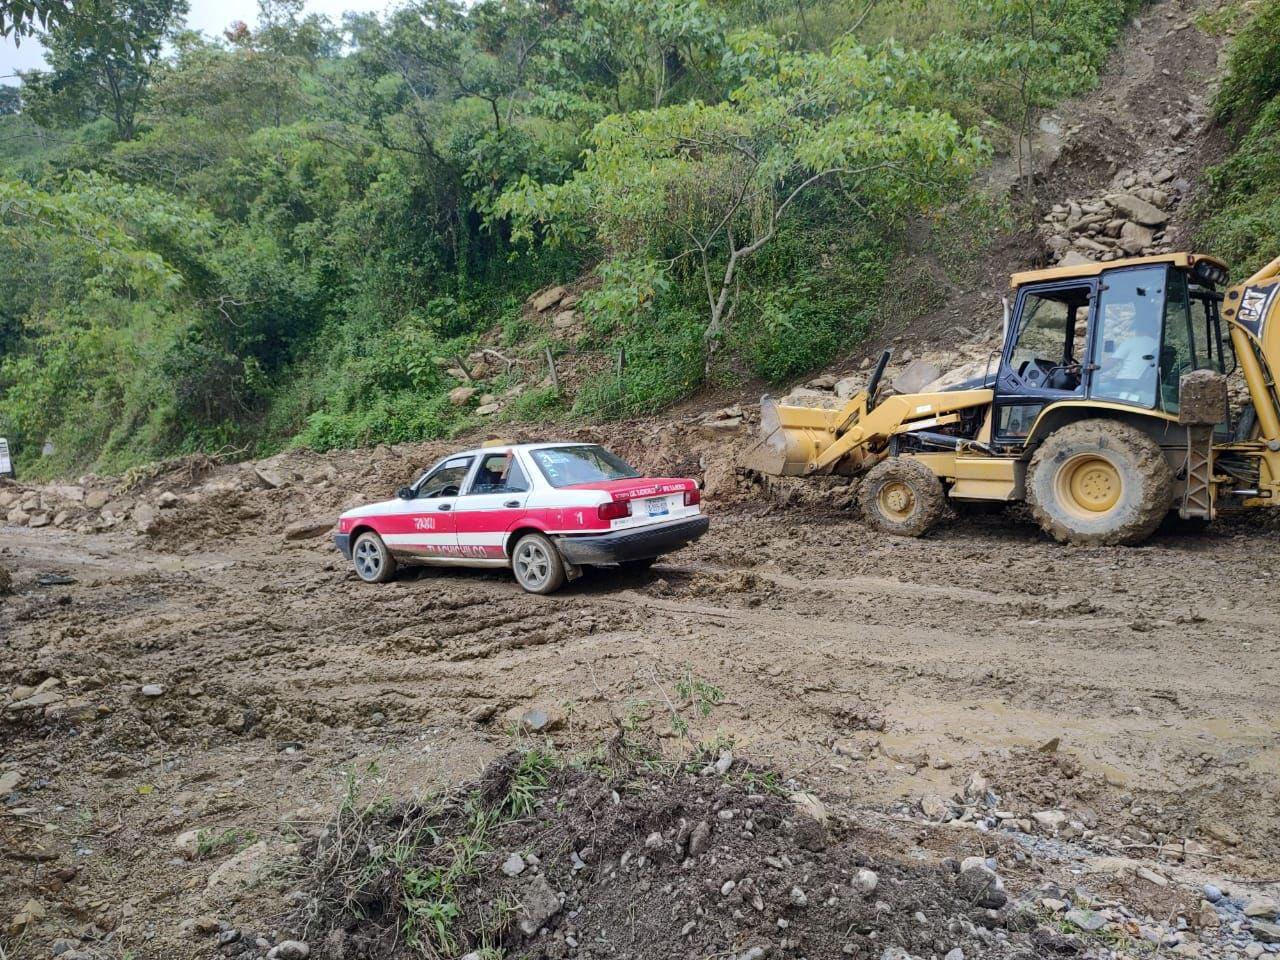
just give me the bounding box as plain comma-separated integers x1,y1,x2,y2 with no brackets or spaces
1198,1,1280,276
1,0,1140,475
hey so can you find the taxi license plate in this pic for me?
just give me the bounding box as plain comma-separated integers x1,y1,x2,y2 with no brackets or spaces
646,497,669,518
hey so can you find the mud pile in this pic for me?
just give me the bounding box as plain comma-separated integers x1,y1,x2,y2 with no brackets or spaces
290,748,1042,960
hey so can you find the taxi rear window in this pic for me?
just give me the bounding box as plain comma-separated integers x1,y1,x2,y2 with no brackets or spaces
530,445,640,488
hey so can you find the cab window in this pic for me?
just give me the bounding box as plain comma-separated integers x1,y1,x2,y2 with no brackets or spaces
1006,284,1090,393
466,452,529,495
417,457,472,498
1091,265,1166,409
1159,267,1193,413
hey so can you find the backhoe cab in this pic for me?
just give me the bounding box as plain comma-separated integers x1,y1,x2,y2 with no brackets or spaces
746,251,1280,545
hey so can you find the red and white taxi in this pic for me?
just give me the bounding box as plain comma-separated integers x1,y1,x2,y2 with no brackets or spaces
334,442,709,593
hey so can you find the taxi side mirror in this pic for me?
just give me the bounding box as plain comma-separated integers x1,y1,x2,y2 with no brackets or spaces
396,486,416,500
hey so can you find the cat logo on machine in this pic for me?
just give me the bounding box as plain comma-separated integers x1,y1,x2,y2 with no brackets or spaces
1238,284,1280,336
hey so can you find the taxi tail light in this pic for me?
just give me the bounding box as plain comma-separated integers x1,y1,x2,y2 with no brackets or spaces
598,500,631,521
684,487,701,506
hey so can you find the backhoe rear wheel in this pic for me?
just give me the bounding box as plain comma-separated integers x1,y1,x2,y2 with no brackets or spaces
1027,419,1173,546
860,457,946,538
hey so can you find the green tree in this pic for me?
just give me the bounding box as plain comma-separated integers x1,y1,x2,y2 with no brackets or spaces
500,37,984,370
21,0,190,140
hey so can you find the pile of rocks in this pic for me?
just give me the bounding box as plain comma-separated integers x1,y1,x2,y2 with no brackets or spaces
1041,167,1190,266
778,341,1000,411
0,480,179,535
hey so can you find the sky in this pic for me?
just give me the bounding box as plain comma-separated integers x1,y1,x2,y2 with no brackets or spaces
0,0,396,85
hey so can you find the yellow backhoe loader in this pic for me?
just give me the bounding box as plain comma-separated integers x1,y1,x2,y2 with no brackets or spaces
744,251,1280,544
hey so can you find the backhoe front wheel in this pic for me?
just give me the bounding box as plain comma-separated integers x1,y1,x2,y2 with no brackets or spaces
860,457,946,538
1027,419,1173,546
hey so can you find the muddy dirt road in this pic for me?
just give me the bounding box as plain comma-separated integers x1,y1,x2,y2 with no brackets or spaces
4,476,1279,957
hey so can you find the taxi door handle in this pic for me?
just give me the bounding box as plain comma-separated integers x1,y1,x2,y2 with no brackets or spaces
437,504,452,512
503,499,521,508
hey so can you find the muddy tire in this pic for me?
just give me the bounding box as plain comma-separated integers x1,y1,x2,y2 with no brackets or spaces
511,532,567,594
352,531,397,583
859,457,946,538
1027,419,1173,546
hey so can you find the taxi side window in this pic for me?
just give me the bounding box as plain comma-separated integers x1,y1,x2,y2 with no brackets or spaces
468,453,529,494
418,458,472,498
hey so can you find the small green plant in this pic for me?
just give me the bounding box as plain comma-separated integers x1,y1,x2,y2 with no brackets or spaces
503,747,557,818
676,665,725,719
195,827,256,859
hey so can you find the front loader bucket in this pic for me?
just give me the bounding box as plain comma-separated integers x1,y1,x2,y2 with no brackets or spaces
738,395,827,477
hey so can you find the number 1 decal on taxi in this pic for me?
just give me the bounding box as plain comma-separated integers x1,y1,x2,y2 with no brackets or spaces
333,443,709,594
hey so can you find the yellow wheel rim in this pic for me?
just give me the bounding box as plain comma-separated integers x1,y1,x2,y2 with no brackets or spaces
877,480,917,520
1056,454,1122,518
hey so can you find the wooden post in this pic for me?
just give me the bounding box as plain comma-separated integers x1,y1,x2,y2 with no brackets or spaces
545,346,559,391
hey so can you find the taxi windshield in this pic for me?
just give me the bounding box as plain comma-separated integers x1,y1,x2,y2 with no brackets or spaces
529,445,640,488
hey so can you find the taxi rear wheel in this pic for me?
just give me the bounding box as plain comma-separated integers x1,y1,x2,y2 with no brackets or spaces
511,532,567,594
352,531,397,583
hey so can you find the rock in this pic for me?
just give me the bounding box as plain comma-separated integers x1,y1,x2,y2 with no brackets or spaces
921,795,951,821
504,705,563,734
892,359,942,395
0,770,19,797
283,519,333,541
254,466,289,489
789,791,828,824
516,875,561,936
175,829,202,860
1203,884,1223,903
714,751,733,775
1031,809,1066,833
8,898,46,935
833,739,867,760
532,286,567,312
28,513,50,528
448,386,477,406
51,937,81,955
957,865,1006,909
1065,907,1107,932
789,885,808,907
475,403,501,416
551,310,577,329
853,869,878,896
268,941,310,960
44,699,97,723
1202,820,1242,846
834,376,862,399
1252,921,1280,944
1059,251,1094,266
964,772,988,801
944,950,964,960
205,840,272,891
501,853,526,877
157,491,180,508
1105,193,1169,226
84,490,109,510
7,690,63,711
1119,221,1155,254
644,832,663,850
1136,866,1167,886
687,820,712,857
141,684,164,697
1245,899,1278,919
